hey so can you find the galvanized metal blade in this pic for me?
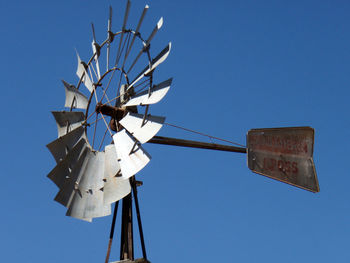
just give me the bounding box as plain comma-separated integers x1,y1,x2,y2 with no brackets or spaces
91,23,101,79
51,111,85,138
106,6,113,71
68,150,108,220
47,126,86,163
125,78,172,106
54,146,91,207
47,139,88,189
54,147,111,221
66,187,111,221
78,151,105,192
128,42,171,90
62,80,89,110
119,112,165,144
113,129,151,179
115,0,131,67
146,17,163,45
103,144,131,205
127,17,163,74
76,51,94,93
123,5,149,68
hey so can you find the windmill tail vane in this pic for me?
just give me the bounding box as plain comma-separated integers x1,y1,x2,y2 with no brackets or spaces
46,1,319,262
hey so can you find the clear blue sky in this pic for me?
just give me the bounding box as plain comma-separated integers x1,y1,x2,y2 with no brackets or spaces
1,0,350,262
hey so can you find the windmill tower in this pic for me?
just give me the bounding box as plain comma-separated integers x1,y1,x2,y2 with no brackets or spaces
46,2,319,262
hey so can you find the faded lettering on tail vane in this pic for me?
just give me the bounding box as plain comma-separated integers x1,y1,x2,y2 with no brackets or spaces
247,127,319,192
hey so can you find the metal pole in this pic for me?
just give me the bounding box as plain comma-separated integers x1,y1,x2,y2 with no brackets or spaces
148,136,247,153
105,201,119,263
131,178,147,260
120,192,134,260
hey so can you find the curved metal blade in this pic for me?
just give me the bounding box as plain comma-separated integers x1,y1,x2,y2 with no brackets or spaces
115,0,131,67
113,129,151,179
78,151,105,192
47,126,86,163
76,51,94,93
106,6,112,71
127,17,163,74
146,17,163,45
125,78,172,106
103,144,131,205
51,111,85,138
123,5,149,68
47,138,87,189
119,112,165,144
54,147,111,221
54,146,91,207
91,23,101,79
128,42,171,90
65,150,108,220
62,80,89,110
66,185,111,221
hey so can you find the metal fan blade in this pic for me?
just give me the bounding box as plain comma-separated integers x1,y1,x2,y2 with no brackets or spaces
103,144,131,205
125,78,172,106
106,6,112,71
47,126,86,163
78,151,105,192
119,112,165,144
76,51,94,93
128,42,171,90
127,17,163,74
146,17,163,45
66,187,111,221
47,139,87,189
115,0,131,67
113,130,151,179
123,5,149,67
91,23,101,79
92,41,101,79
64,150,108,220
51,111,85,138
62,80,89,110
54,148,111,221
54,146,91,207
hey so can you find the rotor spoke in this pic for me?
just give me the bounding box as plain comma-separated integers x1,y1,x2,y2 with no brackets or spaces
86,111,97,123
98,127,109,151
100,68,117,103
100,113,113,137
88,116,104,127
92,113,98,148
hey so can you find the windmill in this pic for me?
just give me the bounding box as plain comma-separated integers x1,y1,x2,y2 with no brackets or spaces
46,2,319,263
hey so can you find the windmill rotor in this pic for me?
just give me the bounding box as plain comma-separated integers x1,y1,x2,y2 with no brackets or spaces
47,1,172,223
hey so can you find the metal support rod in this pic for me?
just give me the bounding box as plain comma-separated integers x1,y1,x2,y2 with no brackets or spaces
131,178,147,260
120,193,134,261
148,136,247,153
105,201,119,263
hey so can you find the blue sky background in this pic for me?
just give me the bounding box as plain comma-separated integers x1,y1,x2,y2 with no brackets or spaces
1,0,350,262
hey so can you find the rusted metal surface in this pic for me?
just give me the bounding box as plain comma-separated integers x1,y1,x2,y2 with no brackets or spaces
110,258,150,263
120,193,134,261
105,201,119,263
131,178,147,260
95,103,126,118
148,136,247,153
247,127,319,192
